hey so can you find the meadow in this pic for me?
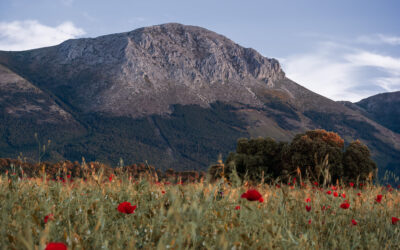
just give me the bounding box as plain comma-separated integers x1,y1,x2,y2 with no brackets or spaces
0,168,399,250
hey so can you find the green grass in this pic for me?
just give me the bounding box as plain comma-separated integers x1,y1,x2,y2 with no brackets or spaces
0,174,399,249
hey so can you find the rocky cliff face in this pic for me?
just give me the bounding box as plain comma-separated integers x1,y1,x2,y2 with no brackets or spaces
2,23,285,117
0,23,399,176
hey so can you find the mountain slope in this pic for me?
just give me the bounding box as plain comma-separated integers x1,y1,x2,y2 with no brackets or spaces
355,91,400,134
0,23,399,175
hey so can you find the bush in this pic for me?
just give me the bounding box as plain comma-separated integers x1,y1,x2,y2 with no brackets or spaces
282,129,345,182
225,137,286,181
220,130,377,184
343,140,377,182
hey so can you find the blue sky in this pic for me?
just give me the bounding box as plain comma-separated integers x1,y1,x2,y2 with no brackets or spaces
1,0,399,102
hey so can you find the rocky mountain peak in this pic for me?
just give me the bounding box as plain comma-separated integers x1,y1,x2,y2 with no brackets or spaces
123,23,285,83
3,23,285,117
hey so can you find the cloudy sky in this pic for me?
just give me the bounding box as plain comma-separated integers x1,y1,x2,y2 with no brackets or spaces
1,0,399,102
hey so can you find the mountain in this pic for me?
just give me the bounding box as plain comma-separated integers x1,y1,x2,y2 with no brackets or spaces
0,23,399,176
355,91,400,134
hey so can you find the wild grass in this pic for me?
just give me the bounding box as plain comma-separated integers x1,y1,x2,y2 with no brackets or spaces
0,172,399,249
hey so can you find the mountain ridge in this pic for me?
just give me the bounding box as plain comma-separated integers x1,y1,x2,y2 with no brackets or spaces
0,23,399,176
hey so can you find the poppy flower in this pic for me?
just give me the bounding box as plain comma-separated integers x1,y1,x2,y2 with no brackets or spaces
357,192,361,196
117,202,137,214
306,205,311,212
161,190,166,194
258,197,264,203
109,174,114,182
333,192,339,197
275,184,281,188
305,198,311,203
340,202,350,209
331,186,337,191
375,194,383,203
392,217,399,225
241,189,263,202
326,190,332,195
44,213,54,224
341,193,346,198
349,182,354,187
313,181,318,186
351,219,357,225
293,177,297,183
308,219,312,224
235,205,241,210
45,242,67,250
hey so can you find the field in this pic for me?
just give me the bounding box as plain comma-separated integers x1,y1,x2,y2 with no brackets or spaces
1,171,399,249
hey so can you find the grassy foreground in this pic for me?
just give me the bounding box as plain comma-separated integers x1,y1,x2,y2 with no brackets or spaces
0,174,399,249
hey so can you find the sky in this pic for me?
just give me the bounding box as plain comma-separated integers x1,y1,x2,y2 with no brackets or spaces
0,0,399,102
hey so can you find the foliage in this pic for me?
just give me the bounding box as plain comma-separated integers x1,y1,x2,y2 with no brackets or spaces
282,129,345,182
224,130,378,184
225,137,287,181
343,140,377,182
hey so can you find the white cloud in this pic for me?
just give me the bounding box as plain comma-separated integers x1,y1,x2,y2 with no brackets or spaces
345,51,400,74
0,20,85,51
281,42,400,102
356,34,400,46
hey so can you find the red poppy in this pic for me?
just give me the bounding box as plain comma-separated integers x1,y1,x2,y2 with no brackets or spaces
313,181,318,186
306,205,311,212
305,198,311,203
117,202,137,214
44,213,54,224
308,219,312,224
349,182,354,187
357,192,361,196
67,175,71,179
351,219,357,225
241,189,263,202
293,177,297,183
161,190,166,194
333,192,339,197
109,174,114,182
275,184,281,188
326,190,332,195
340,202,350,209
331,186,337,191
235,205,241,210
392,217,399,225
45,242,67,250
341,193,346,198
375,194,383,203
259,197,264,203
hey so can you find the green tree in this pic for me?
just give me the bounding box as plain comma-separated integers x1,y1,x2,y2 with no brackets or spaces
225,137,286,181
282,129,344,182
343,140,377,182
